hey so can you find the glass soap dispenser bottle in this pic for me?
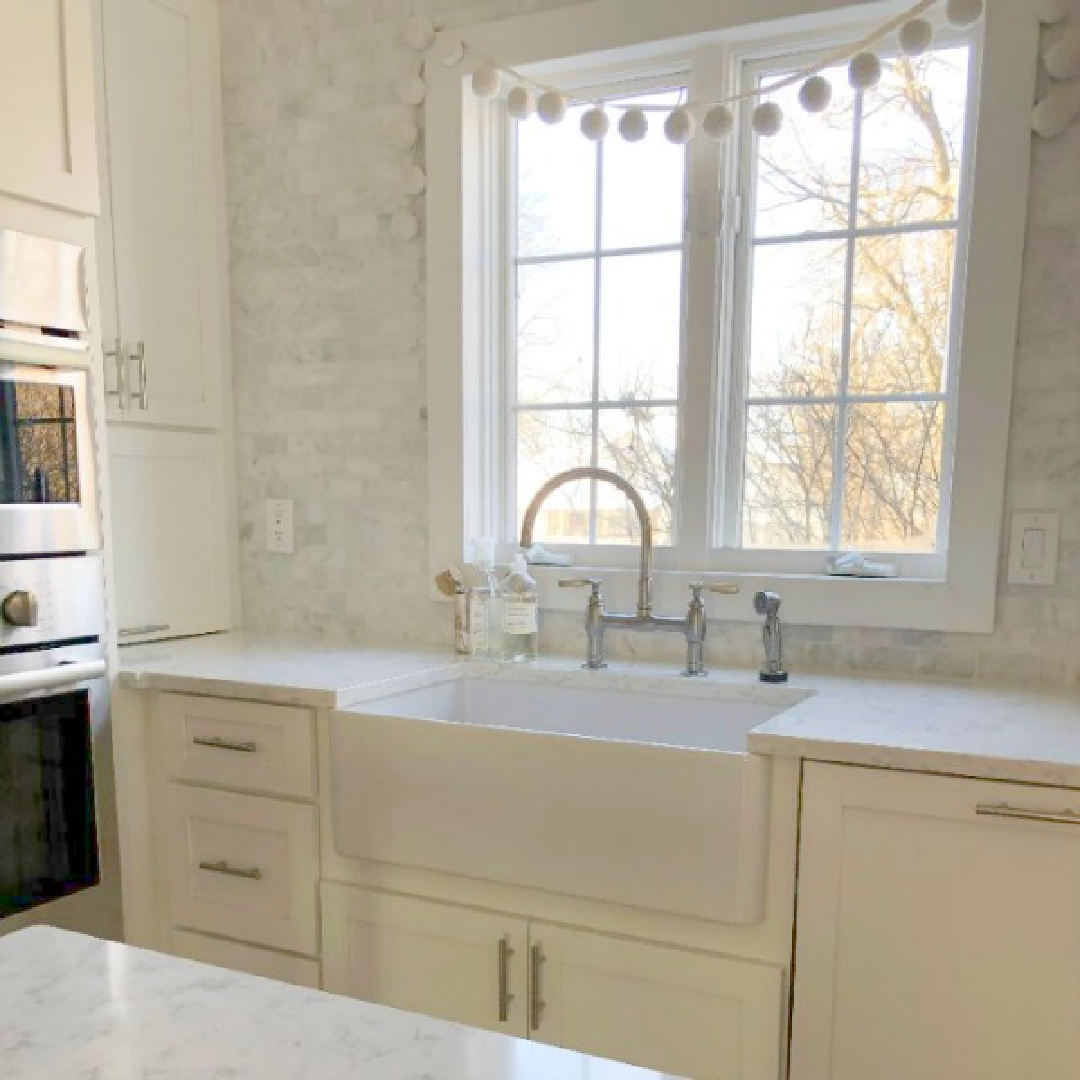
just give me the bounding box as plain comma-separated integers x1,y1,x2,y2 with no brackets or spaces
501,553,539,662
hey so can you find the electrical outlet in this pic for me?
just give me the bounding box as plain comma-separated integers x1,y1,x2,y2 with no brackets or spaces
1007,511,1059,585
265,499,294,554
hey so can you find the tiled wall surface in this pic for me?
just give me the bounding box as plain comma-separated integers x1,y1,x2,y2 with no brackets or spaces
220,0,1080,685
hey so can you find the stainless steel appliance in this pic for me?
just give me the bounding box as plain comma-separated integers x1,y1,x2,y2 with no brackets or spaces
0,229,100,556
0,228,107,918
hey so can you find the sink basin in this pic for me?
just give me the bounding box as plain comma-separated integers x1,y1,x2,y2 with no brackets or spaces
330,671,804,924
358,675,787,751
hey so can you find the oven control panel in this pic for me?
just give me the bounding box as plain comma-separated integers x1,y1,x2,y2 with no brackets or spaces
0,555,104,648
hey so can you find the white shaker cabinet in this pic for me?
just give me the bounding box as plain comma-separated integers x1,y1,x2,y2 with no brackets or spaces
108,428,232,641
0,0,99,212
791,763,1080,1080
96,0,228,427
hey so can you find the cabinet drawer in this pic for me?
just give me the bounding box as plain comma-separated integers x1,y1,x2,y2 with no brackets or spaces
164,786,319,956
171,929,320,989
156,693,315,798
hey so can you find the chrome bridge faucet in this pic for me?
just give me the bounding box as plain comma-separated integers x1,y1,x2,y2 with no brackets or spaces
519,467,739,676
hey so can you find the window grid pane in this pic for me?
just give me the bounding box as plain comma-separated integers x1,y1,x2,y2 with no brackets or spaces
741,47,968,555
511,87,688,548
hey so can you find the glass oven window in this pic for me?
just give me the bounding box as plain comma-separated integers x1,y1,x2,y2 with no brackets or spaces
0,381,81,505
0,689,99,917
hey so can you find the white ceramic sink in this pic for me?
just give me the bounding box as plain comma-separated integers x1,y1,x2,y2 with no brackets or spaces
357,675,785,751
330,672,805,924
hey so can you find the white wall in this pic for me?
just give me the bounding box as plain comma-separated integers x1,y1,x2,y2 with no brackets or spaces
219,0,1080,686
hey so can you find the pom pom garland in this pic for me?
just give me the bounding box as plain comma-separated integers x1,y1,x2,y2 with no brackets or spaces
1032,93,1075,138
471,66,501,99
404,15,436,51
898,18,934,57
945,0,983,28
752,102,784,138
664,107,696,144
1034,0,1069,25
1045,30,1080,80
396,75,426,106
403,165,427,197
580,107,611,141
507,86,536,121
702,105,735,141
798,75,833,114
390,211,420,241
537,91,567,125
618,108,649,142
432,31,465,67
849,51,883,90
386,119,419,149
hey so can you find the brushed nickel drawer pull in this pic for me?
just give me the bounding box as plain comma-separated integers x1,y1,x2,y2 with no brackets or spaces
529,943,545,1031
198,860,263,881
193,735,257,754
119,624,170,637
497,936,514,1023
132,341,148,410
104,338,127,410
976,803,1080,827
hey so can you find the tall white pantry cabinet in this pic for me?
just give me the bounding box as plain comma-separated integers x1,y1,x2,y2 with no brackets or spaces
95,0,236,642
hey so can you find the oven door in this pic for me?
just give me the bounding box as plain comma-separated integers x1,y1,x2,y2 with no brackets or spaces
0,643,106,918
0,360,100,555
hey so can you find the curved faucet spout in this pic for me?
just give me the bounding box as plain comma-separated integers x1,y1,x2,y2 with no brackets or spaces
519,466,654,618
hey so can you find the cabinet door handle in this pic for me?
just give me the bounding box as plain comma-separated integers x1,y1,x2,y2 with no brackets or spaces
118,624,170,637
132,341,148,410
198,859,263,881
529,943,545,1031
105,338,127,410
976,803,1080,827
193,735,257,754
497,936,514,1023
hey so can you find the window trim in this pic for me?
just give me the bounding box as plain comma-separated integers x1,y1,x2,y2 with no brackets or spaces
426,0,1039,633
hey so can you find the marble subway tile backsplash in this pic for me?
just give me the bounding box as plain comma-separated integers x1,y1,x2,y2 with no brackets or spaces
219,0,1080,686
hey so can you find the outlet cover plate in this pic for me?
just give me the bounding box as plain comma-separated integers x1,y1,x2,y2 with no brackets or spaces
266,498,295,555
1007,511,1059,585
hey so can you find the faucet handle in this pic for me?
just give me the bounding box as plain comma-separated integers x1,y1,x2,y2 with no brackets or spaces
689,580,740,597
559,577,603,597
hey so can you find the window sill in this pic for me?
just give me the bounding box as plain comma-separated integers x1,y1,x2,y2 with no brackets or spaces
521,565,993,634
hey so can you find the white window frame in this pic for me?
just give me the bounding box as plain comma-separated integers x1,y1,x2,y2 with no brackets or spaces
426,0,1038,633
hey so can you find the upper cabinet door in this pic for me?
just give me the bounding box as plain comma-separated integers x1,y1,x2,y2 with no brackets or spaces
98,0,228,427
0,0,99,213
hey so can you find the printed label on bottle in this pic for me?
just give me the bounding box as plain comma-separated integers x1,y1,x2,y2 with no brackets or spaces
502,598,538,635
468,595,489,654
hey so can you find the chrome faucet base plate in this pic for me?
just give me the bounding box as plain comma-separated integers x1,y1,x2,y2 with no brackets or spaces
760,670,789,684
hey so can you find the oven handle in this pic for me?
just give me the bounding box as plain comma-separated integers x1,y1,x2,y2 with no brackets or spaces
0,659,106,698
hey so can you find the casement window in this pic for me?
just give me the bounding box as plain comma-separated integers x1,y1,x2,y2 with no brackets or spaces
427,1,1036,632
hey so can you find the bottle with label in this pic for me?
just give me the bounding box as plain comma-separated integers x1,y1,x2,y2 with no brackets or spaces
469,540,501,659
501,553,539,662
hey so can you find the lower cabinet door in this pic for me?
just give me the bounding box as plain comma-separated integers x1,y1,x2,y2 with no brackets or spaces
321,884,529,1037
171,929,320,989
528,924,783,1080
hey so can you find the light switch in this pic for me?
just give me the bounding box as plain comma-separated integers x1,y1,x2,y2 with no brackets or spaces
1008,511,1059,585
265,499,295,554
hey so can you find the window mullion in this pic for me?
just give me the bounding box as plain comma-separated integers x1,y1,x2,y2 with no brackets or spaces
589,134,604,546
829,88,864,553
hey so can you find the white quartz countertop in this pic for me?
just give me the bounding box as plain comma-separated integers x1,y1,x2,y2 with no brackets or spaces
119,632,1080,787
0,927,679,1079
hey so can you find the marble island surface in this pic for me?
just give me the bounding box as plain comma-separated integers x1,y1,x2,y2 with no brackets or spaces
0,927,679,1079
120,632,1080,788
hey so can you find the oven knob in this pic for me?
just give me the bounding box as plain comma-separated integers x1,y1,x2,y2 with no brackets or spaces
2,590,39,627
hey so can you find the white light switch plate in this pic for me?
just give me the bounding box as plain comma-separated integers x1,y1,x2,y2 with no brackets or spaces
1007,511,1059,585
265,498,294,554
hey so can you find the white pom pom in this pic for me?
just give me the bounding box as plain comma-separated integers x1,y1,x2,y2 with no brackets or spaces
396,74,426,106
404,15,436,52
702,105,735,141
618,107,648,142
390,211,420,241
849,51,883,90
432,31,465,67
386,118,419,149
751,101,783,138
580,107,610,141
471,66,501,100
537,91,567,125
664,107,696,144
403,165,427,197
1045,30,1080,80
1032,93,1075,138
1034,0,1069,25
946,0,983,28
507,86,536,121
798,75,833,114
899,18,934,58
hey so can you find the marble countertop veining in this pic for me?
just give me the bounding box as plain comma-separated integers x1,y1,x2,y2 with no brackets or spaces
0,927,680,1080
118,631,1080,787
